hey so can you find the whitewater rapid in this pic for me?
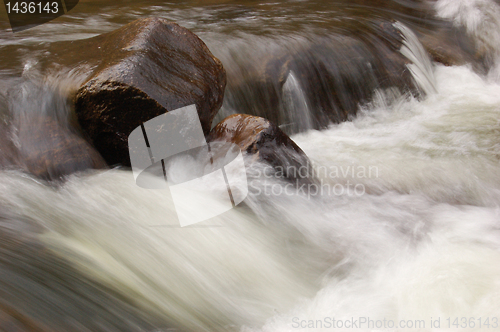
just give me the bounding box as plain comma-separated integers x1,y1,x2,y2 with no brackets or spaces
256,63,500,332
1,62,500,331
2,0,500,331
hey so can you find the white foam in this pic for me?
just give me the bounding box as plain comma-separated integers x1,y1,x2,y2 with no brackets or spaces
436,0,500,81
1,65,500,332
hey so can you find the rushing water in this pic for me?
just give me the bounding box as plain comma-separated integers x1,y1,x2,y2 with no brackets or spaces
2,0,500,331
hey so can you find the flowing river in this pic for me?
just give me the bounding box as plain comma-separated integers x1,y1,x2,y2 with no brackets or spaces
1,0,500,331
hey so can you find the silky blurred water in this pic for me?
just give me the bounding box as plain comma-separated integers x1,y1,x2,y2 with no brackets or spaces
1,0,500,331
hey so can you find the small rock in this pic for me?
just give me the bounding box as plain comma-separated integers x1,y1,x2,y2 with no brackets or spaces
208,114,314,183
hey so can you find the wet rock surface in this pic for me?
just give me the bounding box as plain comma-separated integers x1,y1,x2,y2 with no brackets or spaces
14,116,107,180
0,115,106,181
219,20,418,134
208,114,314,183
216,16,481,134
0,122,19,170
417,24,482,68
50,17,227,167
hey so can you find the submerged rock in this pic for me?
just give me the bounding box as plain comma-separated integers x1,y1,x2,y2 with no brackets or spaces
417,24,481,68
56,17,226,166
0,114,105,180
0,122,19,169
208,114,314,183
0,95,17,169
15,116,107,180
217,16,481,135
219,20,417,134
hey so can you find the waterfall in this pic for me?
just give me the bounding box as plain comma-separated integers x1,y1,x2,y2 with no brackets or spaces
281,71,314,134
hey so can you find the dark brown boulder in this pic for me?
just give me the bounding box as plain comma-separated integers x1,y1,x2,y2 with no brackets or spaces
56,17,226,166
14,116,107,180
208,114,314,183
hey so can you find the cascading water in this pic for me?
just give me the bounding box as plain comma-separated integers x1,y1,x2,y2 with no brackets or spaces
281,71,314,133
1,1,500,331
394,22,437,95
